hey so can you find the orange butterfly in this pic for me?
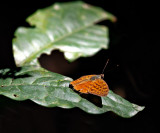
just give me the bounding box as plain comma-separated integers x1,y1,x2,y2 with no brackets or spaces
70,60,110,97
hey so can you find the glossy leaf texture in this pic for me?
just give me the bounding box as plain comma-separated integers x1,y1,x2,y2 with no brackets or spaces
0,66,144,118
13,1,116,66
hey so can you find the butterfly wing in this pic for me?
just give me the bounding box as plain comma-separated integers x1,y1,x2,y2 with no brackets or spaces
70,75,109,96
73,80,93,94
70,75,95,85
88,79,109,97
70,75,96,94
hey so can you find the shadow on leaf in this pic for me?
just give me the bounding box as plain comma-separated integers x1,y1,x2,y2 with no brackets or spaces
69,84,102,107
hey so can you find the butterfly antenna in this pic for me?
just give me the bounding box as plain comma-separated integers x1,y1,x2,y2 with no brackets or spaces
102,59,109,74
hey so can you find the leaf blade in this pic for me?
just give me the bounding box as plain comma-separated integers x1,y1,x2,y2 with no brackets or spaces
0,66,144,118
13,1,116,66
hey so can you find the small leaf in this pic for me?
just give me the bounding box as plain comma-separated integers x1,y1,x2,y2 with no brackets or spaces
13,1,116,66
0,66,144,118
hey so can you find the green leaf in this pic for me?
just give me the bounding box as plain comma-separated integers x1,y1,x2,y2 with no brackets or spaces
13,1,116,66
0,66,144,118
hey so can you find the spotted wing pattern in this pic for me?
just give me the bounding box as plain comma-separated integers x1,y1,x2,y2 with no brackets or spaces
70,75,109,97
70,75,95,94
88,78,109,96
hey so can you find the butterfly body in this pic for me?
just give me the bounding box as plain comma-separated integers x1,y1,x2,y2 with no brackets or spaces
70,74,109,97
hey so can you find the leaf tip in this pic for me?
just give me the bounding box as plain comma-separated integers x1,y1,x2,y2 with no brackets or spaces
132,104,145,111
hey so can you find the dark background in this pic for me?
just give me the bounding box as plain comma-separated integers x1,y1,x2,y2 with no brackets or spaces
0,0,159,133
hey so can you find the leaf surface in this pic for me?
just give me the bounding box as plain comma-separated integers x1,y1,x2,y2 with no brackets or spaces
0,66,144,118
13,1,116,66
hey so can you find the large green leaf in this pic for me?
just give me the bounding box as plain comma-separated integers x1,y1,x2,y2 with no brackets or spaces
13,1,116,66
0,66,144,118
